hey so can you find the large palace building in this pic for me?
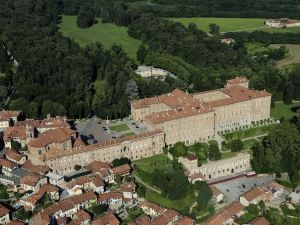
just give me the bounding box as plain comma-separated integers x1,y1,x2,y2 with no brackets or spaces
21,77,271,174
131,77,271,146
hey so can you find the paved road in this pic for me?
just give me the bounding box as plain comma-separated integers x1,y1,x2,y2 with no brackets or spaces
134,174,161,194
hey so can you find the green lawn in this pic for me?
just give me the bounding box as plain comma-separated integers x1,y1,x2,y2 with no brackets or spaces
221,151,238,159
145,188,195,213
271,101,300,120
169,18,266,33
59,15,142,61
223,125,275,140
121,132,135,137
246,43,269,55
272,44,300,67
169,17,300,33
242,139,259,149
109,124,130,132
133,154,171,173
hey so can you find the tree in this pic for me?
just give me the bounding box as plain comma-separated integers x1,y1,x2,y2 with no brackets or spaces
115,175,122,185
11,140,21,150
137,185,146,197
230,139,244,152
208,141,221,160
112,157,131,167
251,122,300,174
194,181,213,210
27,102,39,119
0,184,8,199
283,80,294,105
137,45,147,63
77,8,95,28
166,169,189,200
0,85,7,100
169,142,188,157
88,203,107,217
209,23,220,36
246,204,260,216
290,170,300,184
74,165,82,171
9,98,29,112
15,208,31,221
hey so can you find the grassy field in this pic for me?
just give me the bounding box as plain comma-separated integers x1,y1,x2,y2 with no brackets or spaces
221,151,238,159
223,125,275,140
133,154,171,173
271,101,300,120
121,132,135,137
272,44,300,67
145,188,195,213
246,43,269,55
243,139,259,149
109,124,130,132
59,15,142,61
169,17,300,33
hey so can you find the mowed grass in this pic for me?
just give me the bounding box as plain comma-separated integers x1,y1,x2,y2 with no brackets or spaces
133,154,171,173
59,15,142,61
271,101,300,120
109,124,130,132
169,17,300,33
169,18,266,33
145,188,195,213
272,44,300,67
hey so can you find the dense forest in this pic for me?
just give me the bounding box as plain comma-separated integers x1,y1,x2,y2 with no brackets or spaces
126,0,300,18
1,0,300,120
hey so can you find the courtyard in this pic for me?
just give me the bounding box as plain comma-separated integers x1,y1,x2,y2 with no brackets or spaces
214,175,274,203
75,116,147,143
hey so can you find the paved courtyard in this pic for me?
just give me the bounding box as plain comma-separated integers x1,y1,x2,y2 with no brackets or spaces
214,175,274,203
75,116,147,143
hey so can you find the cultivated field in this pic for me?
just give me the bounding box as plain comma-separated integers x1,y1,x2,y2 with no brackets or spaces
169,17,300,33
59,16,142,61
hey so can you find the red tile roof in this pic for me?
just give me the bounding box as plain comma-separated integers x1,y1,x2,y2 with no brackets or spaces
15,116,69,130
0,204,10,217
111,164,131,175
226,77,248,85
249,217,270,225
28,127,75,148
98,192,123,202
242,187,265,202
3,126,27,142
86,161,111,173
0,110,21,122
140,201,166,215
22,160,49,174
45,130,164,160
5,148,23,162
6,220,25,225
0,158,16,169
20,174,41,187
91,210,120,225
40,183,59,193
175,216,195,225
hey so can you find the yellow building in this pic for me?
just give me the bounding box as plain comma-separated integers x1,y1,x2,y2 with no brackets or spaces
131,77,271,146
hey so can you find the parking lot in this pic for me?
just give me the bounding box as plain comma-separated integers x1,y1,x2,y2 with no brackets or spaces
214,175,274,203
75,117,147,143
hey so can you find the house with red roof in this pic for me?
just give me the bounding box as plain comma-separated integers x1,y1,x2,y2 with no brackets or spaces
91,210,120,225
5,149,26,165
0,110,22,130
0,203,10,224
